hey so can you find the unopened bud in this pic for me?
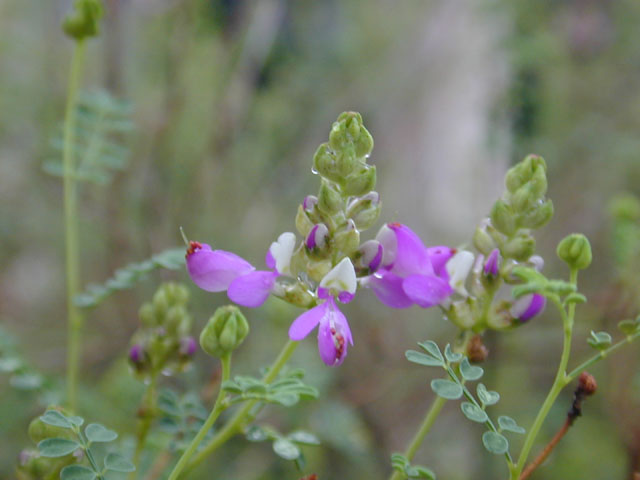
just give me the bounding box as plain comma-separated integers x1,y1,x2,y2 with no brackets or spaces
139,303,155,327
62,0,104,40
503,232,535,261
279,281,316,308
200,306,249,358
179,336,197,358
343,165,376,196
333,219,360,256
305,223,330,253
353,240,383,274
484,249,500,277
505,154,547,193
557,233,592,270
578,371,597,396
346,192,380,231
317,180,344,215
490,200,516,236
466,335,489,363
520,199,554,229
472,220,498,255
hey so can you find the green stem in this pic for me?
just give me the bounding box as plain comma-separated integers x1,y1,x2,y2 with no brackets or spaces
182,340,299,476
512,270,578,478
64,39,87,412
167,353,232,480
131,373,159,478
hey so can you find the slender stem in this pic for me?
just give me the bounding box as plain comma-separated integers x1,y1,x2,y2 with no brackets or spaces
183,340,299,475
512,269,578,478
519,418,570,480
167,353,232,480
64,39,87,413
131,373,159,478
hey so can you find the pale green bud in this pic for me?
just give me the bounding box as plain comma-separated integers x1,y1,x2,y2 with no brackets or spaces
152,289,169,318
472,221,498,255
295,204,315,237
557,233,592,270
317,180,344,215
281,283,316,308
313,144,353,183
62,0,104,40
503,232,535,261
505,155,547,193
520,199,554,229
306,258,333,283
490,200,516,236
355,125,374,158
343,165,376,196
346,192,381,231
139,303,155,327
445,298,478,330
200,306,249,358
333,219,360,256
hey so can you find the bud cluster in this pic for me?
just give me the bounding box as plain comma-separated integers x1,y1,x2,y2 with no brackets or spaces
199,305,249,358
290,112,381,295
128,283,196,378
62,0,104,40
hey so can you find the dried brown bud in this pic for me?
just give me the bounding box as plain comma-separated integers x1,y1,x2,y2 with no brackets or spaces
578,372,597,396
467,335,489,363
299,475,318,480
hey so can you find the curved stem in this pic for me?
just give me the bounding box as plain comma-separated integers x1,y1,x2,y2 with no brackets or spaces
64,39,87,412
512,270,578,478
167,353,232,480
182,340,299,476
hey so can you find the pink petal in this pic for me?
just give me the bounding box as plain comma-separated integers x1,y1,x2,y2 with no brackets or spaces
363,271,414,309
227,271,278,308
186,245,255,292
402,274,453,308
426,246,456,276
317,299,351,366
387,223,434,277
265,250,276,269
288,302,326,340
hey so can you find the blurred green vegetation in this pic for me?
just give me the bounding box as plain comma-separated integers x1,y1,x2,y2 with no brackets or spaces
1,0,640,478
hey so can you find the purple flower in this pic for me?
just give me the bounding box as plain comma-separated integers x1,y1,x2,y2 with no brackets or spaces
185,241,255,292
288,258,356,366
362,223,456,309
510,293,546,323
179,336,197,357
129,344,145,364
484,248,500,276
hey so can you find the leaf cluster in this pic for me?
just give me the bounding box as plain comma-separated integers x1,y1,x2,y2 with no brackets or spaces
44,90,133,185
406,341,525,457
245,424,320,471
37,410,134,480
156,389,209,452
222,368,319,408
390,453,435,479
74,248,185,308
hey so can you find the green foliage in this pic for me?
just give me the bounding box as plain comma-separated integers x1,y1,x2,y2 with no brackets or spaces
459,358,483,381
482,431,509,455
430,379,463,400
222,368,318,408
391,453,436,479
618,317,640,336
38,438,80,458
0,325,48,396
587,331,613,350
103,453,135,472
510,265,578,302
156,389,209,451
74,248,185,308
44,90,132,185
62,0,104,39
497,416,526,434
245,424,320,471
60,465,97,480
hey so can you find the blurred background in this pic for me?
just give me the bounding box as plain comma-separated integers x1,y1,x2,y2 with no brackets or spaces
2,0,640,478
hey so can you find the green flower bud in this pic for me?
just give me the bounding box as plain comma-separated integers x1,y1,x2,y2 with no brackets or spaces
490,200,516,236
333,220,360,256
472,221,498,255
355,125,374,158
152,288,169,317
343,165,376,196
62,0,104,40
557,233,592,270
139,303,155,327
346,192,381,231
317,180,344,215
520,199,554,229
166,305,190,335
445,298,478,330
200,306,249,358
313,143,356,182
505,155,547,193
610,193,640,221
306,258,333,283
295,204,315,237
503,232,535,261
281,282,316,308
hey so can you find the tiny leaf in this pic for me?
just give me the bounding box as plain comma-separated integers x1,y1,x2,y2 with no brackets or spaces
40,410,73,429
430,379,463,400
618,319,640,336
482,431,509,454
38,438,80,457
498,416,525,434
288,431,321,445
407,465,436,479
418,341,444,362
460,358,484,381
60,465,97,480
444,344,463,363
245,425,269,442
104,452,135,472
564,292,587,305
391,453,409,471
587,331,612,350
477,384,500,406
85,423,118,443
273,438,301,460
406,350,444,367
461,402,488,423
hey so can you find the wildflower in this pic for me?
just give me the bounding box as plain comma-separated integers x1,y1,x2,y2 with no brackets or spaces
288,258,356,366
484,248,500,276
185,241,254,292
510,293,546,323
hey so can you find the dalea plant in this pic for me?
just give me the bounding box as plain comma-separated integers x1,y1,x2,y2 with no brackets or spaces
6,2,640,479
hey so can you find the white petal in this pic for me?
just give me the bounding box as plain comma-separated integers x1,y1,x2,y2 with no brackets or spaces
375,224,397,267
320,257,357,295
269,232,296,275
446,250,474,296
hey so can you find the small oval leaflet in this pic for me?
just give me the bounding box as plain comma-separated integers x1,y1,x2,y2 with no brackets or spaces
498,416,526,434
482,431,509,454
430,379,463,400
288,430,321,445
38,438,80,457
418,341,444,362
618,319,640,336
444,343,463,363
477,383,500,406
460,358,484,381
273,438,301,460
104,452,135,472
60,465,97,480
246,425,269,442
461,402,488,423
405,350,444,367
40,410,73,429
587,331,612,350
85,423,118,443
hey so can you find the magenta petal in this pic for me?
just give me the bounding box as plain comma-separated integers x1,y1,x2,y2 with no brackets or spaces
317,299,351,366
288,303,326,340
364,271,414,309
265,250,276,269
402,274,453,308
227,270,278,308
426,246,456,276
388,223,434,277
517,293,546,323
186,246,255,292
